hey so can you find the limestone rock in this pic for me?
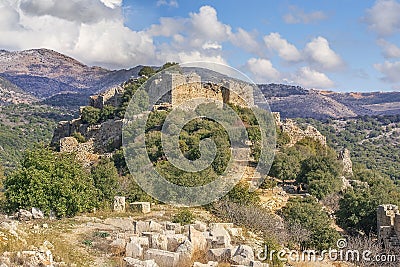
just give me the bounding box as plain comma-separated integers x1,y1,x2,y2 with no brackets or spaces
209,224,231,248
176,239,193,263
124,257,159,267
188,226,207,252
17,209,33,221
125,241,143,258
193,261,218,267
130,202,151,214
206,247,232,263
231,245,254,266
166,234,187,252
144,249,180,267
113,196,126,212
134,221,151,235
31,207,44,219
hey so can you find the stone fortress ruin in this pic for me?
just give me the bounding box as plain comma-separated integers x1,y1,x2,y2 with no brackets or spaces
377,204,400,249
150,70,255,110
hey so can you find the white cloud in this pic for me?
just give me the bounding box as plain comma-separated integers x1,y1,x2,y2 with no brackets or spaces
263,33,302,62
364,0,400,36
246,58,280,83
303,37,344,71
19,0,120,24
148,17,186,37
377,39,400,58
374,61,400,83
202,42,222,50
292,67,334,89
189,6,231,43
283,5,327,24
156,0,179,8
230,28,261,54
100,0,122,9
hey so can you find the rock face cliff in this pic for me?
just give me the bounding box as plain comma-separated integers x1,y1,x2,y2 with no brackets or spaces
273,112,327,147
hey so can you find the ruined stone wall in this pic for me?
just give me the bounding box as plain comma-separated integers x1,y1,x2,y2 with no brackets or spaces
377,204,400,248
89,86,124,109
278,117,327,147
59,137,99,166
154,72,254,109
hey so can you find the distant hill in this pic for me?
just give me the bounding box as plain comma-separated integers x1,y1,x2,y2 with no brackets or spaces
0,49,142,109
259,84,400,119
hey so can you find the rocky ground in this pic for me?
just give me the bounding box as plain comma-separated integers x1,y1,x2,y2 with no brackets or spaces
0,201,354,267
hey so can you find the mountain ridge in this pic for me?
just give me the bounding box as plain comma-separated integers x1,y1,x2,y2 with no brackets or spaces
1,48,400,118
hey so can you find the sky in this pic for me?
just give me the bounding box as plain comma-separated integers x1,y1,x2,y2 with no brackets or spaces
0,0,400,92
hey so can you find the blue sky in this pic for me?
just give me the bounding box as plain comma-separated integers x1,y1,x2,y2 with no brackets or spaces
1,0,400,92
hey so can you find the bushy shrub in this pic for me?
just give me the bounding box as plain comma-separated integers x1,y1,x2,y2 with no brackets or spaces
172,208,195,225
3,146,98,217
91,158,119,207
72,132,86,143
81,106,101,125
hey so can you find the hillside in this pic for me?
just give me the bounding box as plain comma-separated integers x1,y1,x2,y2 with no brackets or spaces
0,49,142,109
0,76,37,105
260,84,400,119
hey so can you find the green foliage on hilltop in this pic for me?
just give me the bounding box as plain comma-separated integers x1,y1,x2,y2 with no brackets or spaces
0,104,73,170
282,197,340,250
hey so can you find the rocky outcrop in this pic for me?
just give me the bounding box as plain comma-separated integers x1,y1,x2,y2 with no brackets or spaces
338,149,353,178
274,112,327,147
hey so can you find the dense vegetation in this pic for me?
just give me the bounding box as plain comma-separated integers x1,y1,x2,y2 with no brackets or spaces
298,115,400,180
3,146,120,217
0,104,73,171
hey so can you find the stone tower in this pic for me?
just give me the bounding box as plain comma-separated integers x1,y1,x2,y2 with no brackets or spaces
377,204,400,248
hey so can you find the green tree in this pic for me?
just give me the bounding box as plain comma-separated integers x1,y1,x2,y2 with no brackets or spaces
81,106,101,125
138,66,156,77
99,105,115,122
4,146,97,217
336,168,400,233
282,197,340,250
91,158,119,207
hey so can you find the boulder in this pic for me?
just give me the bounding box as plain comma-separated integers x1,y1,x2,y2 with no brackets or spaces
231,245,254,266
124,257,159,267
149,221,163,233
151,234,168,250
193,221,207,232
17,209,33,221
209,224,231,248
125,241,143,258
113,196,126,212
144,249,180,267
207,247,232,262
130,202,151,214
31,208,44,219
134,221,151,235
166,234,187,252
193,262,218,267
189,226,208,252
176,240,193,264
130,236,150,248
